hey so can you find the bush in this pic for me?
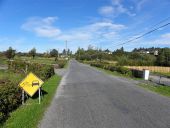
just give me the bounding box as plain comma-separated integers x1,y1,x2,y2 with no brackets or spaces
0,61,55,124
57,60,67,68
90,62,132,76
0,79,21,123
8,60,55,81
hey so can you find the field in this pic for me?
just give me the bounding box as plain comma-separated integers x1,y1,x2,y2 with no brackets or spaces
14,56,56,65
0,55,67,66
125,66,170,73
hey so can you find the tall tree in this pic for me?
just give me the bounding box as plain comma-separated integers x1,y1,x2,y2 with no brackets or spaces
5,47,16,60
50,49,58,57
62,49,66,55
157,48,170,66
29,48,36,59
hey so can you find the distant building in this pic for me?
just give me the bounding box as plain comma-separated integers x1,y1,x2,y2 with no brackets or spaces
154,50,159,56
139,50,158,56
104,49,112,55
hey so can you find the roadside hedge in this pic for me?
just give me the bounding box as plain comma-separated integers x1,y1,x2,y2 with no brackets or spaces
0,78,21,123
90,62,132,76
0,60,55,124
8,60,55,81
56,60,67,68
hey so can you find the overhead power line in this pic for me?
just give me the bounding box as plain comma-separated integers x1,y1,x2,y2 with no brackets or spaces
123,16,170,40
114,22,170,47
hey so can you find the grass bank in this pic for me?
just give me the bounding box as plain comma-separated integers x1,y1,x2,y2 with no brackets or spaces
92,66,142,80
2,75,61,128
138,83,170,97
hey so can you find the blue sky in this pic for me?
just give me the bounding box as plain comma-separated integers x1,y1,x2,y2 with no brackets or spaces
0,0,170,53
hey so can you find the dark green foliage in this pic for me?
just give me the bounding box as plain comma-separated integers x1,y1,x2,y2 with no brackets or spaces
131,69,143,78
55,60,67,68
0,61,55,124
75,48,114,61
29,48,36,59
0,78,22,123
90,62,132,76
8,60,55,81
50,49,58,58
157,48,170,66
5,47,16,60
117,53,156,66
75,47,170,67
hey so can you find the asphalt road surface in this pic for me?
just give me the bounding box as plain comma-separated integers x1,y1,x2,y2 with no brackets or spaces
39,60,170,128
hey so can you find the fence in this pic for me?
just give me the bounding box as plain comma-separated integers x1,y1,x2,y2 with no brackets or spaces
125,66,170,73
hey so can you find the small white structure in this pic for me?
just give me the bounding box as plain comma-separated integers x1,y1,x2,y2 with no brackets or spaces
143,69,150,80
154,50,159,56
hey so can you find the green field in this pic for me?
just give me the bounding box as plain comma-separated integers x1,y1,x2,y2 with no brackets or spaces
0,56,64,65
14,56,56,65
2,75,61,128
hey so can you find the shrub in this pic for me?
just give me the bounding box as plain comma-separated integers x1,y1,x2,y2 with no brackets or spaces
0,61,55,124
0,79,21,123
57,60,67,68
8,60,55,81
90,62,132,76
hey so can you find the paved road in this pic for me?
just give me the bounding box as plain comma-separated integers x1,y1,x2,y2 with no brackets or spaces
39,60,170,128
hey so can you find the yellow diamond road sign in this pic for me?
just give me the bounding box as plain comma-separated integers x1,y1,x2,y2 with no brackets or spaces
19,72,44,97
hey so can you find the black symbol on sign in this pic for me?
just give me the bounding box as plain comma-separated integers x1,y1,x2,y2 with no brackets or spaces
32,80,39,87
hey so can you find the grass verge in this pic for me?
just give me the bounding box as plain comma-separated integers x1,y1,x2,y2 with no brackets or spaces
92,66,142,80
64,60,69,69
138,83,170,97
2,75,61,128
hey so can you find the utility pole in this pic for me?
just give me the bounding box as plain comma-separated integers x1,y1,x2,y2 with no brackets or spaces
65,40,67,58
58,48,59,58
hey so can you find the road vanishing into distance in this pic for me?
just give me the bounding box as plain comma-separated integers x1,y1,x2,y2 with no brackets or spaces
39,60,170,128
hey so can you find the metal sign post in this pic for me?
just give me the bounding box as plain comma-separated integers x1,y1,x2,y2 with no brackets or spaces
21,64,28,105
39,87,41,104
22,90,25,105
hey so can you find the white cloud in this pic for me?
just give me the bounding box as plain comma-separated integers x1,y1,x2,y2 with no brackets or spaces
99,0,135,18
161,33,170,39
35,27,61,38
137,0,148,11
152,33,170,45
21,17,126,50
99,6,114,16
21,17,61,38
22,17,125,41
57,21,126,44
112,0,122,5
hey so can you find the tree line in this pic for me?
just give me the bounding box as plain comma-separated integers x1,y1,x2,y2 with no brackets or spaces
1,47,72,61
75,46,170,66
